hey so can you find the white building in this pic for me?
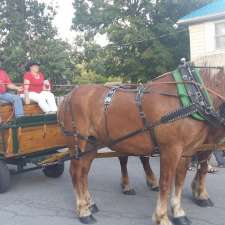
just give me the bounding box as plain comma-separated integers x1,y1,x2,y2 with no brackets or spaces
177,0,225,67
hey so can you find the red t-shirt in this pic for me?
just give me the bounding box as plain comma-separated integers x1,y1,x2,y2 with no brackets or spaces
0,69,12,94
24,72,45,93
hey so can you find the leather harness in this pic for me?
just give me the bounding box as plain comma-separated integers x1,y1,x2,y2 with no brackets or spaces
103,84,159,154
59,60,225,160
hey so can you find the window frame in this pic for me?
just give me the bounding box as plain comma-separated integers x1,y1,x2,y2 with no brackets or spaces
215,20,225,50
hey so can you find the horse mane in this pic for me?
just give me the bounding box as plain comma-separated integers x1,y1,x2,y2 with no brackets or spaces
201,68,225,109
148,67,225,109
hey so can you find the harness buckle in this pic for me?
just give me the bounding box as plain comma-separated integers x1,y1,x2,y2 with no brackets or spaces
105,96,112,105
72,121,76,128
139,111,146,118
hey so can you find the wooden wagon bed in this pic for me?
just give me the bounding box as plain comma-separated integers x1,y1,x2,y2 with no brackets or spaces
0,102,67,159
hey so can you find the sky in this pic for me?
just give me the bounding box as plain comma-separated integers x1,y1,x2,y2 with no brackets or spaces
38,0,76,41
38,0,108,46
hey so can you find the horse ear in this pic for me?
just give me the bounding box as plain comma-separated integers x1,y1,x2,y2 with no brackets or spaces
219,102,225,118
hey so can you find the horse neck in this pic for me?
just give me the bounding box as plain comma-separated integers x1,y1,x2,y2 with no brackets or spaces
201,69,225,141
201,69,225,110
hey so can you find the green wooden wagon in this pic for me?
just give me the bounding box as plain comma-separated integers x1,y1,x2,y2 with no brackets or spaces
0,102,68,193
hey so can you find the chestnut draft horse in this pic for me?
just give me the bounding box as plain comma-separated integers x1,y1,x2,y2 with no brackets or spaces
58,66,225,225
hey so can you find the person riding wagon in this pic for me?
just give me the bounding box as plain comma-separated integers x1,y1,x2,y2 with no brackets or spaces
21,61,57,114
0,62,24,118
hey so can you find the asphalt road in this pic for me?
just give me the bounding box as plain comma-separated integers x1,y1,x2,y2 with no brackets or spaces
0,156,225,225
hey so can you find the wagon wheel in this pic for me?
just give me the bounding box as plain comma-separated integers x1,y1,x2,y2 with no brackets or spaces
43,162,64,178
0,160,11,193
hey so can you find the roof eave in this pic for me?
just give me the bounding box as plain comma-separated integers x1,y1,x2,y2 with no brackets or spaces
177,11,225,25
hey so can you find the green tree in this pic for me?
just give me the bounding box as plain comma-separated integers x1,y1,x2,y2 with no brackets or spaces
0,0,73,83
74,62,123,84
72,0,212,82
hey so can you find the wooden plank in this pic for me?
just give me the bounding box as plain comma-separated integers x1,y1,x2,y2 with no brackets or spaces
35,143,225,166
0,103,43,122
196,143,225,152
0,102,67,158
17,124,67,155
96,151,129,158
6,128,13,155
0,128,13,156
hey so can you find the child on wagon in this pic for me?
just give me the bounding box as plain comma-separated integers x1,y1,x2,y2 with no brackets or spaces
21,61,57,114
0,62,24,118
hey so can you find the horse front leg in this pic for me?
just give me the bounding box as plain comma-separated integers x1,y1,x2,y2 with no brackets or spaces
140,156,159,191
119,156,136,195
70,149,97,224
171,157,191,225
191,151,214,207
83,152,99,215
153,146,182,225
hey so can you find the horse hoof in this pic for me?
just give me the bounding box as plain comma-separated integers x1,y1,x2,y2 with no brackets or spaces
151,186,160,192
79,215,96,224
89,204,99,214
173,216,191,225
194,198,214,207
147,181,159,192
123,189,136,195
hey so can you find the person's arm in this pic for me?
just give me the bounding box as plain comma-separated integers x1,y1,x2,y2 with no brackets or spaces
7,83,23,92
3,71,23,92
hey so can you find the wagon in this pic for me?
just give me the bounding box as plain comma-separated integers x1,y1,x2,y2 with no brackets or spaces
0,98,129,193
0,101,68,193
1,91,225,195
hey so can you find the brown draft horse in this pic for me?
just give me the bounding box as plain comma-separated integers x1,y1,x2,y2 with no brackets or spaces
58,67,225,225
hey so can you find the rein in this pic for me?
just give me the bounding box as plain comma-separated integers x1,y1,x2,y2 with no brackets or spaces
147,80,225,102
103,79,225,102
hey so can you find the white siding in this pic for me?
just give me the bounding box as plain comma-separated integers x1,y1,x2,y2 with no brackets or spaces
204,22,215,53
194,53,225,68
189,24,205,60
189,18,225,67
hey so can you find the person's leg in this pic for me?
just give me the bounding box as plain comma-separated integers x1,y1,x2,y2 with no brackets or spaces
0,93,24,118
28,92,51,113
213,150,225,166
40,91,57,112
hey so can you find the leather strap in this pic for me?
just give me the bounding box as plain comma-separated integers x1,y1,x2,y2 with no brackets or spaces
135,86,159,152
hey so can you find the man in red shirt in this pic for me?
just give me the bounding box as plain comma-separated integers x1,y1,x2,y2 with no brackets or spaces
0,65,24,118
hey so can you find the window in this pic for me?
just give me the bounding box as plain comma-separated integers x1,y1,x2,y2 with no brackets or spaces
215,22,225,49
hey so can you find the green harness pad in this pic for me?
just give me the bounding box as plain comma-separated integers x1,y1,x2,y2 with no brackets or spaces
172,69,212,121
